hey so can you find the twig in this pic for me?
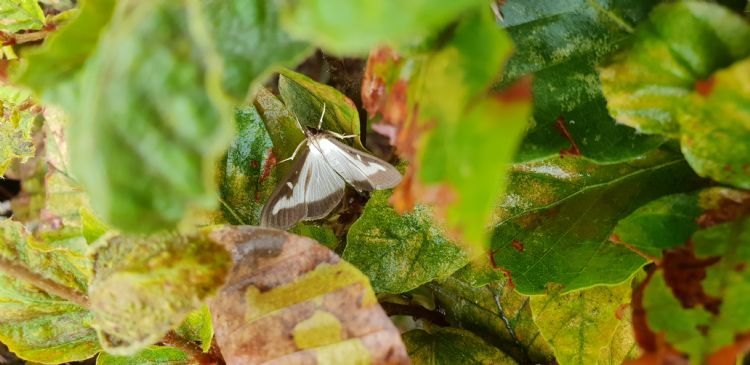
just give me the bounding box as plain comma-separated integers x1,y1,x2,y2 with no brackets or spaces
0,256,88,307
0,30,50,46
162,331,223,365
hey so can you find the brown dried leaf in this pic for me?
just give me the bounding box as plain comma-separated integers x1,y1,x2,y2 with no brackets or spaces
208,227,409,365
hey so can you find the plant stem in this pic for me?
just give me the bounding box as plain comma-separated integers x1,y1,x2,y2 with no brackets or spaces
0,256,88,307
162,331,223,365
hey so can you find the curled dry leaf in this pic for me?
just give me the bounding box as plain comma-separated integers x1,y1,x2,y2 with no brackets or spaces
208,226,409,365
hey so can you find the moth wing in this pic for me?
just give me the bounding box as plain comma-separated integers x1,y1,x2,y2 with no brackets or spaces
303,146,346,220
315,136,402,192
260,147,310,229
260,145,345,229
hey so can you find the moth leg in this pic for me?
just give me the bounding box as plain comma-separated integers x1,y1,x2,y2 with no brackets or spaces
277,140,307,164
317,103,327,129
328,131,357,139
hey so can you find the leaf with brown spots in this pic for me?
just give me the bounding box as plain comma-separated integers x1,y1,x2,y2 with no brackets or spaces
208,226,409,365
631,214,750,363
362,8,531,253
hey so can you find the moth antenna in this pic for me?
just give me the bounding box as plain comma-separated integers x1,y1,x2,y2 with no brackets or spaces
293,114,305,134
318,103,327,129
277,139,307,164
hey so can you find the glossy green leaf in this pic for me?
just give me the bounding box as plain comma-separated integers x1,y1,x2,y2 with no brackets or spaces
278,68,364,149
680,57,750,189
201,0,312,101
0,0,45,33
404,327,517,365
0,220,100,364
68,0,234,232
208,227,408,364
279,0,487,54
97,346,195,365
15,0,116,98
428,270,554,364
218,106,276,226
530,280,636,365
599,2,750,136
490,146,703,295
176,305,213,353
89,230,231,354
503,0,665,162
343,190,467,293
363,9,528,253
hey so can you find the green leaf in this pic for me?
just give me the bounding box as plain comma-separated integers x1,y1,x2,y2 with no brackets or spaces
97,346,195,365
253,87,306,170
208,226,408,364
343,190,467,293
0,0,45,33
0,95,35,176
613,188,750,259
613,193,702,258
218,106,276,226
641,271,712,361
279,0,487,54
490,146,703,295
503,0,666,162
201,0,311,101
14,0,116,99
428,270,554,364
640,215,750,362
68,0,234,232
0,220,100,364
599,2,750,136
404,327,517,365
680,57,750,189
530,279,636,365
176,305,213,353
278,69,364,149
363,8,528,253
89,230,231,354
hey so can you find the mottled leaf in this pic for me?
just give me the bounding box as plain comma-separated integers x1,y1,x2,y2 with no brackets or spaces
344,190,467,294
278,68,364,149
404,327,517,365
362,9,529,252
68,0,234,232
218,106,276,226
208,226,409,365
428,269,554,364
612,189,749,259
176,305,213,353
89,231,231,355
0,220,100,363
201,0,312,101
530,279,636,365
0,0,45,33
489,146,703,295
636,213,750,363
279,0,487,54
503,0,665,162
97,346,195,365
599,2,750,136
680,57,750,189
0,94,35,175
14,0,116,99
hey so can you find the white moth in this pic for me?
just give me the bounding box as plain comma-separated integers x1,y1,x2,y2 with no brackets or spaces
260,104,402,229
